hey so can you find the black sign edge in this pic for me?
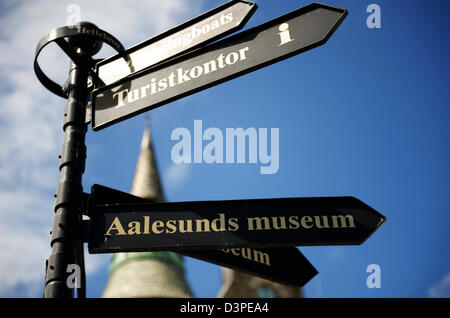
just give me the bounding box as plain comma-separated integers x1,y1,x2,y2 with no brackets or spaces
90,183,151,206
89,184,365,209
91,190,361,209
181,248,319,287
91,2,348,131
88,241,361,255
351,196,387,245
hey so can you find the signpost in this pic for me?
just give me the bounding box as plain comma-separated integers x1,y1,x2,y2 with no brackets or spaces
34,22,114,298
34,2,387,299
87,184,318,287
91,3,348,130
96,0,257,87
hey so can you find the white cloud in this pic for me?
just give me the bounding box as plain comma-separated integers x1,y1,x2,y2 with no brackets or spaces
0,189,52,297
428,272,450,298
0,0,203,297
0,223,49,297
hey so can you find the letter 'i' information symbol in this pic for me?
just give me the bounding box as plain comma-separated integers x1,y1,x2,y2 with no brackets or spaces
278,23,294,46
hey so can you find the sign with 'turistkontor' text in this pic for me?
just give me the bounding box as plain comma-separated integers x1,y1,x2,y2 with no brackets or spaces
92,3,348,130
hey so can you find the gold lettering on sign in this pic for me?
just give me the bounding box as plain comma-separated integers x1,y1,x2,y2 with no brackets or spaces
220,247,271,266
105,217,126,236
104,213,356,237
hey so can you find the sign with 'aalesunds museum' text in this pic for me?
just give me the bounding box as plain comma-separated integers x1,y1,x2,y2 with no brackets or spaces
87,184,319,287
88,195,385,254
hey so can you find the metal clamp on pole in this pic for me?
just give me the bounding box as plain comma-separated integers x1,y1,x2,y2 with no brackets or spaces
33,22,125,98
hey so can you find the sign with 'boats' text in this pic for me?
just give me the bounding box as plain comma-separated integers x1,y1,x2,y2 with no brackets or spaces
95,0,257,87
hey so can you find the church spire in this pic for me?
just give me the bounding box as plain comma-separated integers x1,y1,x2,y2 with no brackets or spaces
130,123,164,200
102,120,193,298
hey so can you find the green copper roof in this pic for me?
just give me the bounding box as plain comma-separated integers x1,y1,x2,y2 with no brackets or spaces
109,251,186,276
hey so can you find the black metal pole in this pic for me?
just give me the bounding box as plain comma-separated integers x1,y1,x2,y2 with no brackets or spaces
44,25,101,297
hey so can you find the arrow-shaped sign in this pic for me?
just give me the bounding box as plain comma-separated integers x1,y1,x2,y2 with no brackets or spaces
182,246,317,288
88,186,385,254
87,184,318,287
95,0,257,87
92,3,348,130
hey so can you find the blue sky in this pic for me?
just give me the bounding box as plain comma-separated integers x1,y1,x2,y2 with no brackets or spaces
0,0,449,298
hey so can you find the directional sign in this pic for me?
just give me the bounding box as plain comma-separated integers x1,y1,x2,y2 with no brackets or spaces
88,188,385,254
95,0,257,87
91,3,348,130
87,184,318,287
182,247,317,287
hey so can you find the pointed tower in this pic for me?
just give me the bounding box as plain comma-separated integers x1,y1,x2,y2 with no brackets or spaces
102,123,193,298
